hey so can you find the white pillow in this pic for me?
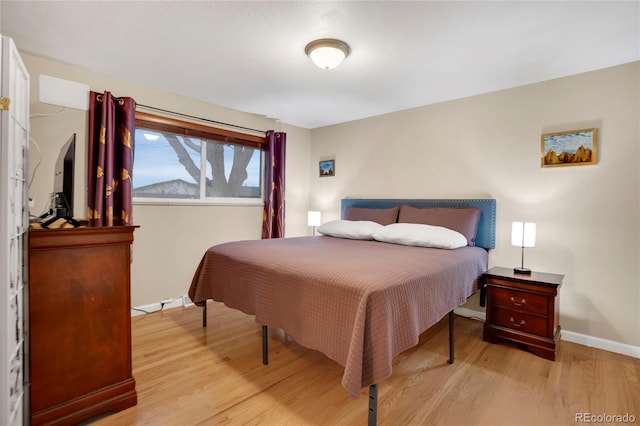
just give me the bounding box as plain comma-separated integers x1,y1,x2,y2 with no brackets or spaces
373,223,467,249
317,220,384,240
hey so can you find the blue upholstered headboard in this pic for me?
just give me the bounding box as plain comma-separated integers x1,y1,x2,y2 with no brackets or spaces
340,198,497,249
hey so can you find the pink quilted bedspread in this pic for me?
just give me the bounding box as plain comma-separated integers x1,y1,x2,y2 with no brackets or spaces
188,236,487,399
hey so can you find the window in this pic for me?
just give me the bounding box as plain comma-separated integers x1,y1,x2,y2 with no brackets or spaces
133,112,265,204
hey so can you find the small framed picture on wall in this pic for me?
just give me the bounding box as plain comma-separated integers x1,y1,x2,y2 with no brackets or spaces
541,128,597,167
319,159,335,177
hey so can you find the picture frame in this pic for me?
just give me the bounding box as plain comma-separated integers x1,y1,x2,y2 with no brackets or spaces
319,159,335,177
541,128,597,167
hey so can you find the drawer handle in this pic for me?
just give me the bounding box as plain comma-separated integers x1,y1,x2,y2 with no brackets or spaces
509,317,526,327
510,296,526,306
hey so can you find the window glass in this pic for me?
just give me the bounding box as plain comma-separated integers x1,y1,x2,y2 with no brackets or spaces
133,129,202,199
204,143,262,198
132,125,263,203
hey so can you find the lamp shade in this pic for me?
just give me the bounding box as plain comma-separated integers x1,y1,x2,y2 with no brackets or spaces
307,211,321,227
511,222,536,248
305,39,350,70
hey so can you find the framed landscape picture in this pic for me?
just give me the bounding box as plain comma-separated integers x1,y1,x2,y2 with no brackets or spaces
541,128,597,167
319,159,335,177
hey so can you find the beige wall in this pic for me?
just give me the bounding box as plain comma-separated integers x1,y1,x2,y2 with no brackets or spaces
23,53,312,306
309,62,640,348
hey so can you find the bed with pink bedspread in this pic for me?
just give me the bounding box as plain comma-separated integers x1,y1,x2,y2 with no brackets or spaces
188,198,496,422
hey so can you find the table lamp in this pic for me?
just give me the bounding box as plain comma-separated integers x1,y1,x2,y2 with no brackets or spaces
308,211,321,235
512,221,536,274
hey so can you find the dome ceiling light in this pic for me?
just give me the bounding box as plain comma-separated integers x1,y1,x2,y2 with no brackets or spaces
304,38,351,70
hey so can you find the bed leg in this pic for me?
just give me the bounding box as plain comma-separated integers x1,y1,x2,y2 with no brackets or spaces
262,325,269,365
202,301,207,327
368,384,378,426
448,310,454,364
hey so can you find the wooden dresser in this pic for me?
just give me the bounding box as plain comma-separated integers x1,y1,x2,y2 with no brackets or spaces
28,226,138,425
482,266,563,361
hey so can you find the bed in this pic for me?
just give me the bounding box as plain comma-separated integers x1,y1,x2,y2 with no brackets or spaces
188,198,496,424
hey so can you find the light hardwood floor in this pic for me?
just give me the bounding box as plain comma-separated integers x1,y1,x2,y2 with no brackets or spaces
92,302,639,425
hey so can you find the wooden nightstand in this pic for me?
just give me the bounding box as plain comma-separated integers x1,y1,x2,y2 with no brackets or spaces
482,266,563,360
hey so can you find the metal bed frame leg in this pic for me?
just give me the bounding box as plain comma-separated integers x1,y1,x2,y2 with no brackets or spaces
202,300,207,327
202,301,207,327
262,325,269,365
448,310,454,364
368,384,378,426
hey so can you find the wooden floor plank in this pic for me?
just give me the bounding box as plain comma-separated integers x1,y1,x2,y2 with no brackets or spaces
90,302,640,425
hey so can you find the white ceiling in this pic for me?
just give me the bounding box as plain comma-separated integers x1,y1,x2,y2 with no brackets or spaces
1,1,638,129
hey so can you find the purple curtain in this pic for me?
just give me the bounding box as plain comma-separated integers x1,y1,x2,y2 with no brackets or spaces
87,91,136,226
262,131,286,239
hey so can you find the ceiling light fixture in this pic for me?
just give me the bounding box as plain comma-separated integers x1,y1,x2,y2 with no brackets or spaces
305,38,350,70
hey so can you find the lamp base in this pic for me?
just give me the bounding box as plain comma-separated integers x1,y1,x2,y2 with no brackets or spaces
513,267,532,275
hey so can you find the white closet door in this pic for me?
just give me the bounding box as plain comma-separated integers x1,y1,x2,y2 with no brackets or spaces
0,35,30,426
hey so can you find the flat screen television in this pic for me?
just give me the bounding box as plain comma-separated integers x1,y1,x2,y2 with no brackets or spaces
53,133,75,216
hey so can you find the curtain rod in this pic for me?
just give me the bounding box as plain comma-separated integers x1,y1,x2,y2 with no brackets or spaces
136,103,267,135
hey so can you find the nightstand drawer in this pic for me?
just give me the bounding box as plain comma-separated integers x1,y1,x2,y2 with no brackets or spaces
490,307,548,335
490,287,548,315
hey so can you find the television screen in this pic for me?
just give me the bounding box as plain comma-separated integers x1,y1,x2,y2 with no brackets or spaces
53,133,75,216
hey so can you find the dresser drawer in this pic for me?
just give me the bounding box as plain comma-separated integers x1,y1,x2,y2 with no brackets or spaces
489,307,548,336
489,287,548,315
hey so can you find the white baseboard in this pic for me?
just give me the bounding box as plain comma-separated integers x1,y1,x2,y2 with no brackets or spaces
560,330,640,359
130,297,185,316
454,307,486,321
454,308,640,359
